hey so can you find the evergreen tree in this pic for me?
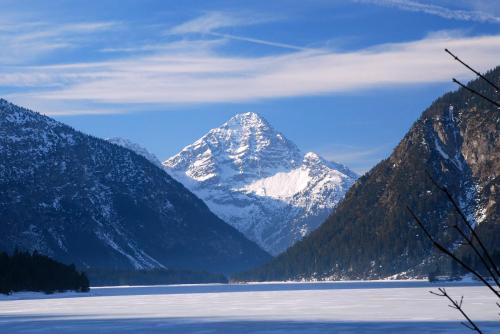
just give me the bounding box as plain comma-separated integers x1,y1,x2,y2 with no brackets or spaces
0,250,89,295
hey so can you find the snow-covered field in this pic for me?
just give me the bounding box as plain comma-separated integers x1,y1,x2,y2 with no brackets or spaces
0,281,498,333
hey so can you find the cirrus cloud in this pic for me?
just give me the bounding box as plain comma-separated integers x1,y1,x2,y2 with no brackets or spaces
5,32,498,112
355,0,500,23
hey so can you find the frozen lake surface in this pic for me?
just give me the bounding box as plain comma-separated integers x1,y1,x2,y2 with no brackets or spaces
0,280,498,333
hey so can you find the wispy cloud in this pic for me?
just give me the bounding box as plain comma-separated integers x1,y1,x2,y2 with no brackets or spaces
98,38,227,54
6,31,499,111
167,11,274,34
168,11,243,34
207,32,315,51
1,11,499,116
0,20,119,64
167,11,309,51
356,0,500,23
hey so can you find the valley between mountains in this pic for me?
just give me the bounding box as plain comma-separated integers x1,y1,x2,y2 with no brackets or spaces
0,67,498,283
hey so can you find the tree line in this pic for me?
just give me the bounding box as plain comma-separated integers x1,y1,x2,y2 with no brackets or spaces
86,268,228,286
0,250,89,295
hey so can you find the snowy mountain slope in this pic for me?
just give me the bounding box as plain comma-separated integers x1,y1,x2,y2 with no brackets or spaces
164,112,357,255
0,99,270,273
107,137,163,169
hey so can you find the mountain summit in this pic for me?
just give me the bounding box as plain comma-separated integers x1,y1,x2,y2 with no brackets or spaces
164,112,357,254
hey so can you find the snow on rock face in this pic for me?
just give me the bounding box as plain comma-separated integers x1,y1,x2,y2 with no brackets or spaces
164,112,358,255
241,167,311,200
166,112,302,185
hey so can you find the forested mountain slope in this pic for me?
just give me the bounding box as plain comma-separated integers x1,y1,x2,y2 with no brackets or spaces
237,66,499,281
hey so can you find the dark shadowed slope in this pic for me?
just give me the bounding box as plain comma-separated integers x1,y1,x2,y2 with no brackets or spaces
237,66,499,281
0,100,270,274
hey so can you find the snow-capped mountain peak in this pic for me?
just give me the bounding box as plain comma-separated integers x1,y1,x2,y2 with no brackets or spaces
165,112,302,185
212,112,302,165
224,112,270,130
164,113,357,255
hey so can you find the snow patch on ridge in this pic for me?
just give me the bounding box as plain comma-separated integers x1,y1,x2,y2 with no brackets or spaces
240,167,311,200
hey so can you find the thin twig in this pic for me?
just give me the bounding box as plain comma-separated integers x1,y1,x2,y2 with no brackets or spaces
406,206,500,298
452,78,500,108
430,288,483,333
425,170,500,280
445,49,500,92
453,224,500,288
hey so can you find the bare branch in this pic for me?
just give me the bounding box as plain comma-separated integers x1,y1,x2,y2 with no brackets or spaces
452,78,500,108
407,206,500,298
453,224,500,288
418,51,500,334
445,49,500,92
462,322,475,331
425,170,500,282
430,288,484,334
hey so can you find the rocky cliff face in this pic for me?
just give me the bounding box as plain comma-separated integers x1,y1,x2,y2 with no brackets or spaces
164,112,357,255
237,66,499,281
0,100,270,273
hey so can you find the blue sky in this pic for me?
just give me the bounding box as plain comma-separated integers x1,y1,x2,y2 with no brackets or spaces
1,0,499,173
